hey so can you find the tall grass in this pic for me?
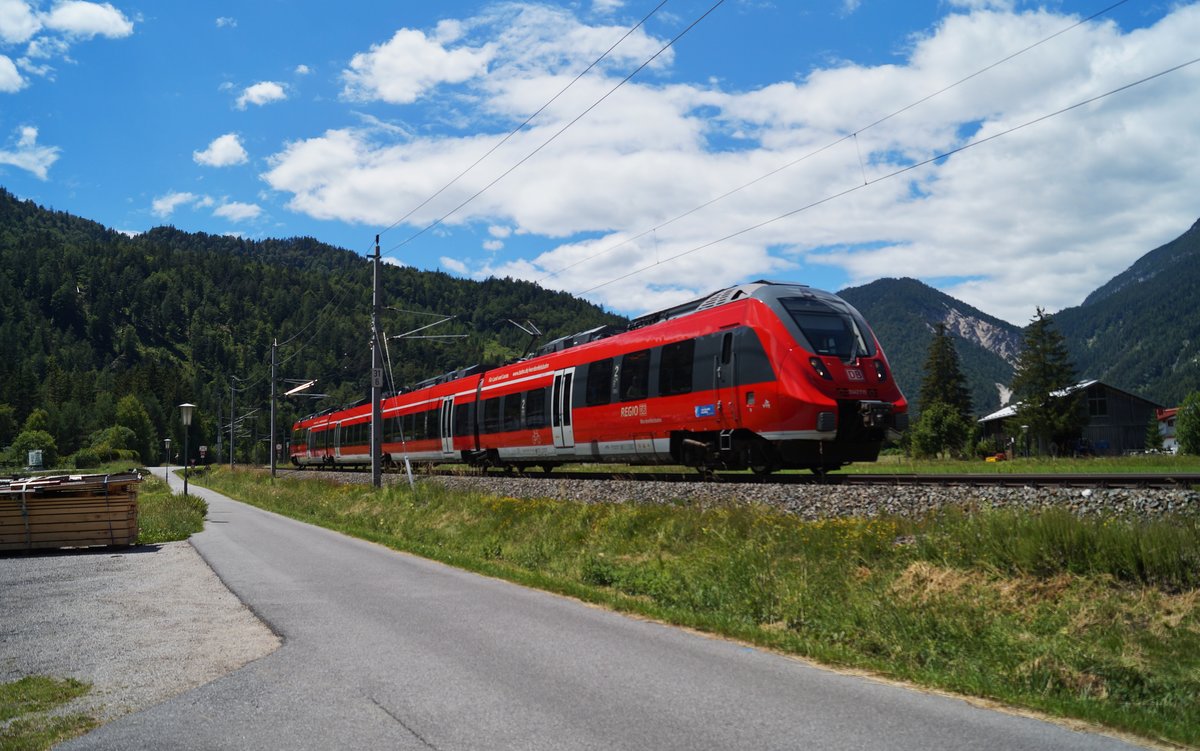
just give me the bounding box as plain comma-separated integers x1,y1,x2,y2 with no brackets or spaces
136,474,206,544
197,469,1200,745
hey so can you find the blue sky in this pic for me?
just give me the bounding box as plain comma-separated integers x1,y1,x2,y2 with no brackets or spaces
1,0,1197,323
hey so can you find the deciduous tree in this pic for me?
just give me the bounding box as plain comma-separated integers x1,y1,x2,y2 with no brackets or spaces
1177,391,1200,455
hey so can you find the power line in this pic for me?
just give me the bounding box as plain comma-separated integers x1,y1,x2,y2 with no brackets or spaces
536,0,1134,284
383,0,727,257
578,54,1200,295
376,0,671,240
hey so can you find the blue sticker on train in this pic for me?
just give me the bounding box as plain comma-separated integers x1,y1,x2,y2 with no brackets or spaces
694,404,716,418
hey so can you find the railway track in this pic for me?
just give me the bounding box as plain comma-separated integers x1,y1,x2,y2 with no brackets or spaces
283,466,1200,490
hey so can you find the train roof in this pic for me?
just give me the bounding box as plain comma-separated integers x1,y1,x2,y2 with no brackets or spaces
376,280,834,401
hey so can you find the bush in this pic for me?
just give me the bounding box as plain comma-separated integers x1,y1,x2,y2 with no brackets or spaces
73,448,101,469
9,429,58,468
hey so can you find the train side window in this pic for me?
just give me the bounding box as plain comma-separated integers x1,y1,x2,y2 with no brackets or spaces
526,388,547,429
659,339,695,396
619,349,651,401
721,332,733,365
585,359,613,406
503,394,522,432
454,402,472,437
483,397,502,433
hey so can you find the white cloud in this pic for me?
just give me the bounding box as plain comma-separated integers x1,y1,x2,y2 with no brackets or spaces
488,225,512,238
592,0,624,14
440,256,469,274
0,0,39,44
215,16,236,28
295,63,311,75
840,0,862,16
151,191,202,218
341,27,494,104
0,125,59,178
43,1,132,39
0,53,22,91
236,81,286,109
214,200,262,222
265,3,1200,322
482,239,503,251
193,133,248,167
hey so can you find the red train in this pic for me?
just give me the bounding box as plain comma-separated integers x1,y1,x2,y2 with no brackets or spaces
290,280,908,475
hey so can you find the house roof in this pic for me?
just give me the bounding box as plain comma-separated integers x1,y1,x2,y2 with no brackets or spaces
977,379,1163,424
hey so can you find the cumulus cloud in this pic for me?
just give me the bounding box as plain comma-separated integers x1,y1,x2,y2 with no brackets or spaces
0,0,37,43
0,53,22,91
342,27,493,104
439,256,469,274
43,1,132,38
151,191,204,218
236,81,286,109
264,2,1200,322
214,200,262,221
215,16,236,28
193,133,249,167
295,63,311,75
0,125,59,178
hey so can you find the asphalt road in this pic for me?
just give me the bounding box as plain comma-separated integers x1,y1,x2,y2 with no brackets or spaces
63,469,1142,750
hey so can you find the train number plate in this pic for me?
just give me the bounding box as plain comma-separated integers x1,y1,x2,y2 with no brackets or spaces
845,368,865,381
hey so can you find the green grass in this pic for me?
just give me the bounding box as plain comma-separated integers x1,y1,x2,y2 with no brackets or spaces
137,473,207,544
0,677,96,751
196,467,1200,746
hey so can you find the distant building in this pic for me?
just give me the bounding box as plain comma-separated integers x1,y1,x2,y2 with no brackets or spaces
978,380,1163,456
1157,407,1179,453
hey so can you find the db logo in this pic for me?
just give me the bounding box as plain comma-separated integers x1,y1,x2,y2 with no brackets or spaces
845,368,864,381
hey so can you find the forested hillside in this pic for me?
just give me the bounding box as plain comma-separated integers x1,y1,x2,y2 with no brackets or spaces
1056,218,1200,406
0,188,622,465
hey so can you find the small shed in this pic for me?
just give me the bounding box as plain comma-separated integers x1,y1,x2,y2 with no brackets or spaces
978,380,1162,456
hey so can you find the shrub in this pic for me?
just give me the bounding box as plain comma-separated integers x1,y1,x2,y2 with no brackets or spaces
73,448,101,469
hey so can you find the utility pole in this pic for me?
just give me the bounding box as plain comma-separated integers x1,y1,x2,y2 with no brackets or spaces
229,382,236,470
270,338,278,478
371,235,383,489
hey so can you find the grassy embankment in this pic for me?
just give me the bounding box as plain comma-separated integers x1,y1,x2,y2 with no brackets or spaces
198,466,1199,747
0,471,205,750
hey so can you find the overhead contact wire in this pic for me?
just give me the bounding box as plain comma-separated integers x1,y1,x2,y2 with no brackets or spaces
377,0,671,240
385,0,727,256
537,0,1134,283
579,54,1200,294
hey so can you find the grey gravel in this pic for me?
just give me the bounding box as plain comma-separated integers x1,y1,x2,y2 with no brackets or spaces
0,540,280,726
295,469,1200,519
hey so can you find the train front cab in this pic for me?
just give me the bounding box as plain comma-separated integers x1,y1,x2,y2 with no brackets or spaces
753,286,908,472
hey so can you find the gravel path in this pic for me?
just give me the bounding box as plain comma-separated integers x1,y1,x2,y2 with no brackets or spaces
0,540,279,726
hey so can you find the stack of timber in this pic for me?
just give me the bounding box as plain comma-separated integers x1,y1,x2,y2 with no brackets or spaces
0,472,141,552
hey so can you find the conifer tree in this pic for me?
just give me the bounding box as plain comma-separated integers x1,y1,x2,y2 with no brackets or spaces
917,323,972,419
1008,308,1085,454
910,323,974,457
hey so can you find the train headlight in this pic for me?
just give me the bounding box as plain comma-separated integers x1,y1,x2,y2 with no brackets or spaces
809,357,833,381
873,359,888,383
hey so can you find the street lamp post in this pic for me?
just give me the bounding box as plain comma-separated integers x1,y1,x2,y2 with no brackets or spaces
164,437,172,489
180,403,195,497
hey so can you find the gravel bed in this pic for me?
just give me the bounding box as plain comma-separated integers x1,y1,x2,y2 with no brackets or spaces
0,541,280,726
299,469,1200,519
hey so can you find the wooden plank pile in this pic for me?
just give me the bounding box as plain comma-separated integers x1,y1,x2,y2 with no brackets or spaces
0,472,141,552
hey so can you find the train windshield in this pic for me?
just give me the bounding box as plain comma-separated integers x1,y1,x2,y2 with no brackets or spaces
780,297,874,361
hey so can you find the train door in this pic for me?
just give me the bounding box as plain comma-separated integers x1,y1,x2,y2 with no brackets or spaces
715,331,741,428
439,396,455,458
551,368,575,449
